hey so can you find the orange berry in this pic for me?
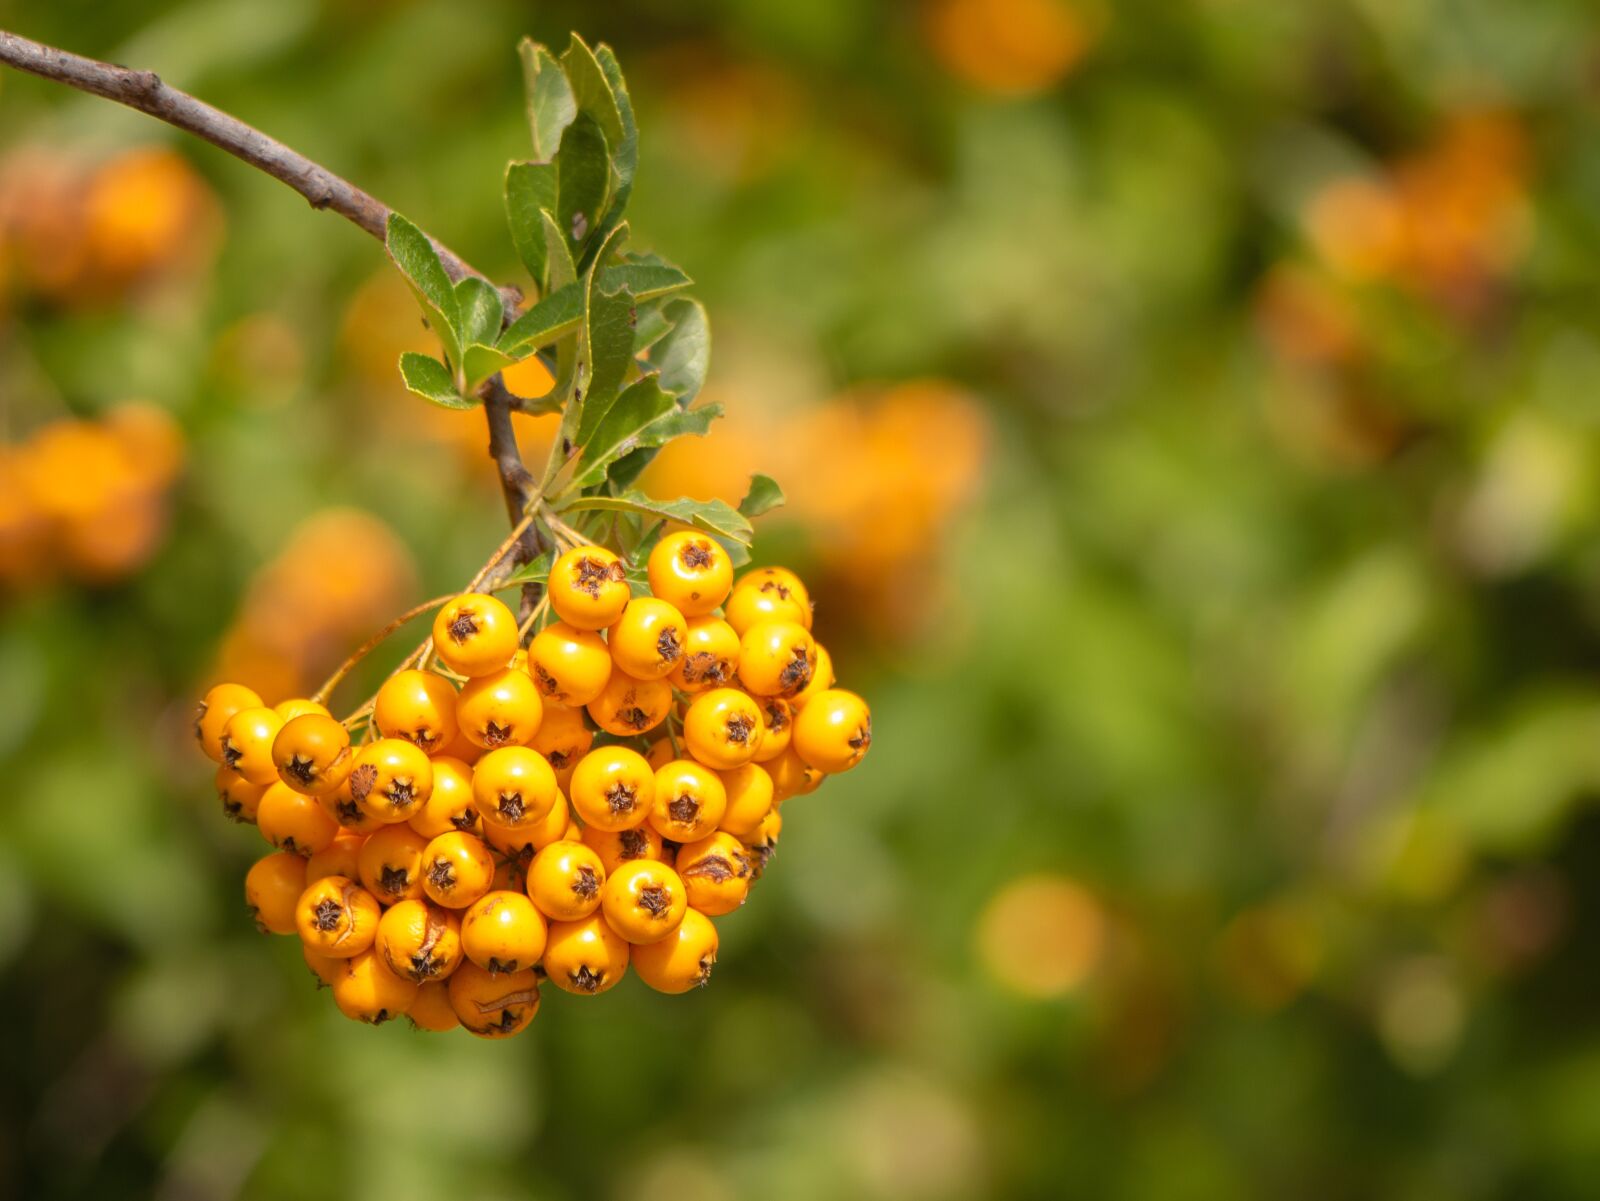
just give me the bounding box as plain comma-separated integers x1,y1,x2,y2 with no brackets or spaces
408,981,460,1032
542,914,629,995
529,703,593,784
527,839,606,922
586,669,672,737
456,665,544,750
631,907,719,994
676,832,754,916
374,669,459,755
358,824,431,904
274,697,330,722
219,706,284,785
600,859,687,945
432,592,519,677
648,530,733,616
649,759,728,843
332,948,417,1024
244,851,306,935
195,682,262,762
528,621,612,706
348,738,434,824
271,713,352,796
215,764,266,824
790,642,835,710
257,781,340,857
792,689,872,773
607,596,687,680
406,756,480,840
376,898,463,982
569,745,654,832
724,570,810,635
548,545,630,630
582,822,666,877
682,687,763,769
716,762,774,838
768,745,825,802
472,746,559,831
737,621,817,698
295,875,382,958
670,614,740,692
461,890,548,973
751,696,793,763
447,961,541,1037
421,831,496,909
305,830,368,885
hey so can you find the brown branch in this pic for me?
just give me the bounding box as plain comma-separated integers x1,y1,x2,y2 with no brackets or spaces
0,28,547,540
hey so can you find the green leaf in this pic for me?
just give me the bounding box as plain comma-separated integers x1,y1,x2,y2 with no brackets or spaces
550,222,632,466
577,283,637,443
738,473,786,518
454,277,504,348
463,344,515,391
505,161,557,287
556,111,611,252
386,213,461,366
572,380,724,491
558,491,753,544
399,352,476,410
497,265,686,358
518,39,575,161
647,298,710,403
562,34,625,164
593,43,639,238
632,299,675,355
495,551,554,588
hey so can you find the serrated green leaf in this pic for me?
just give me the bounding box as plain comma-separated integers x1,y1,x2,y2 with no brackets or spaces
505,161,557,288
399,352,476,410
562,35,625,162
556,111,611,252
519,39,576,161
499,263,690,357
558,491,752,544
647,297,710,403
387,213,461,366
575,283,637,447
593,43,639,240
738,473,786,518
454,277,504,348
495,550,554,588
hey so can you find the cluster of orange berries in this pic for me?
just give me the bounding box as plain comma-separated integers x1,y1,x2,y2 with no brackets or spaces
193,531,870,1036
0,401,185,588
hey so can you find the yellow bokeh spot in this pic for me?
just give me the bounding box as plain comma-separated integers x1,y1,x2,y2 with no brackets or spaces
924,0,1099,97
975,872,1105,999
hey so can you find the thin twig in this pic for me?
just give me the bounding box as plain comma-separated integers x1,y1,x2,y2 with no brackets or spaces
311,593,453,705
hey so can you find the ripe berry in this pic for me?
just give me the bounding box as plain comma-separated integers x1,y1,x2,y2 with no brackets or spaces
528,621,612,706
376,898,463,982
670,614,740,693
195,682,262,762
529,703,593,784
737,621,817,698
245,850,306,935
456,665,544,750
767,745,825,802
631,907,719,994
724,571,810,635
318,774,386,835
216,764,267,824
790,641,836,710
527,840,606,922
744,808,782,879
548,545,630,630
447,961,541,1037
295,874,382,958
648,531,733,616
409,980,460,1032
676,832,754,916
600,859,688,945
472,746,559,831
582,822,666,877
751,696,793,763
792,689,873,773
461,890,548,973
257,781,340,857
421,831,496,909
524,789,574,853
542,914,630,995
374,669,459,754
741,566,811,617
274,697,331,722
649,759,728,843
348,738,434,824
219,706,285,785
569,745,654,832
332,948,417,1024
682,688,764,769
406,756,480,840
305,831,368,885
304,944,343,988
358,824,430,904
432,592,519,677
607,597,688,680
271,713,352,797
586,669,671,737
716,762,775,839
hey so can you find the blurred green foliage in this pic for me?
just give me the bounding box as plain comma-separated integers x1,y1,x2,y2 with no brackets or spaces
7,0,1600,1198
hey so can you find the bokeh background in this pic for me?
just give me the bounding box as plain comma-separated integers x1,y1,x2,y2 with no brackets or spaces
4,0,1600,1196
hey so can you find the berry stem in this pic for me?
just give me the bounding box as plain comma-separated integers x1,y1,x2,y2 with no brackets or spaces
311,594,455,705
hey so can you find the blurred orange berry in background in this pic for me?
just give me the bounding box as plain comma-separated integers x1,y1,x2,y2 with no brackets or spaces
923,0,1100,97
0,401,186,588
974,872,1106,999
214,508,416,701
0,145,220,306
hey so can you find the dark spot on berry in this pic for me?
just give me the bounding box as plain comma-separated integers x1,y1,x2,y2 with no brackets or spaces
570,965,603,992
605,783,637,815
573,865,599,900
620,706,650,730
779,649,813,693
668,793,700,825
638,885,671,917
488,956,518,975
681,541,713,569
764,701,789,733
684,853,747,883
450,810,479,832
335,797,363,824
448,612,479,644
482,721,513,747
221,738,243,770
695,954,715,986
618,829,648,859
534,665,560,697
312,898,344,931
348,763,378,801
384,780,416,809
760,579,791,601
410,729,439,752
379,866,411,896
574,556,623,597
681,652,728,686
410,949,444,979
726,713,756,745
279,836,301,855
549,750,570,769
849,720,872,753
285,755,316,786
427,860,456,889
497,791,525,822
657,627,682,663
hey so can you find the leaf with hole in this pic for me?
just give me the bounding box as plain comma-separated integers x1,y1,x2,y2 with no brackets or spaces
556,111,610,253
